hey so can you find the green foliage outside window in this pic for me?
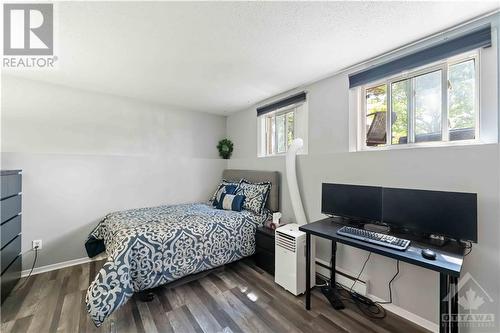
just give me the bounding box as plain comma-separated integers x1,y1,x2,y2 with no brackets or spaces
391,80,409,144
449,60,475,130
287,111,294,147
365,58,475,146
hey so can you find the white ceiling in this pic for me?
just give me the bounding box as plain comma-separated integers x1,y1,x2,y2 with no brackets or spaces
5,1,499,115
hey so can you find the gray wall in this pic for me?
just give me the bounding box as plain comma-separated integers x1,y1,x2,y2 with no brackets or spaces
227,16,500,329
1,75,227,269
1,12,499,332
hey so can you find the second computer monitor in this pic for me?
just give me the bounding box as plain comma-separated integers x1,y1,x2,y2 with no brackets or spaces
382,187,477,242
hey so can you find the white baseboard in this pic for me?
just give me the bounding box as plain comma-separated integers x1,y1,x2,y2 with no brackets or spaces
314,258,438,333
21,253,107,278
368,293,439,333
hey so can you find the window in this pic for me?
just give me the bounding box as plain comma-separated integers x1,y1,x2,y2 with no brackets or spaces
360,52,478,149
258,102,307,157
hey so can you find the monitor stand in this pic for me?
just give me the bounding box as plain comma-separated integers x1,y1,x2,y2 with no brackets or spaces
363,223,390,234
333,216,365,228
426,234,450,247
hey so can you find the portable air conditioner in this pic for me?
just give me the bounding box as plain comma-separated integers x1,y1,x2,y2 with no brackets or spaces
274,224,315,295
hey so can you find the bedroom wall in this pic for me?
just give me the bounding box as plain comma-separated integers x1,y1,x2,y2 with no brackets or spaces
226,16,500,330
1,75,227,270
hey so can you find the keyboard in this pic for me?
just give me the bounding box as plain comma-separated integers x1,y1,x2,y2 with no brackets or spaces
337,226,410,251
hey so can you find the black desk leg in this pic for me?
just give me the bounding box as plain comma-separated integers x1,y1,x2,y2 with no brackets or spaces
450,276,458,333
331,240,337,287
305,233,311,310
439,273,450,333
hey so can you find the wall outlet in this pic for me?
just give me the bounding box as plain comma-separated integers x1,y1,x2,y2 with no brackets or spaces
32,239,42,250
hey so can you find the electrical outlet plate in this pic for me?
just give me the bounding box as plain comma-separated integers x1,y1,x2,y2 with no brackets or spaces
32,239,42,250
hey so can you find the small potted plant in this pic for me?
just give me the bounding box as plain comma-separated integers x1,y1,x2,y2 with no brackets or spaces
217,138,233,159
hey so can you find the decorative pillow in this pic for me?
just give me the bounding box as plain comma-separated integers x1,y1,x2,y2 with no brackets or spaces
211,181,239,206
235,179,271,215
210,179,239,201
216,193,246,212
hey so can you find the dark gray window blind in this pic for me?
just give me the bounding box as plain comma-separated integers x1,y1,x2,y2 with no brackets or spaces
349,25,491,88
256,91,306,117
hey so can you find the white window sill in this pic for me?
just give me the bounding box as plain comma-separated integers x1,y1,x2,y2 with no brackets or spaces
354,139,492,152
258,151,308,158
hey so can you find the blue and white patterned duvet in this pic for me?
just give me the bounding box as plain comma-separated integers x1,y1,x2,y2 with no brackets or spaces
85,203,268,326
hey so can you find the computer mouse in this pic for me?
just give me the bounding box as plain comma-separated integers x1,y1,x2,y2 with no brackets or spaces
421,249,437,260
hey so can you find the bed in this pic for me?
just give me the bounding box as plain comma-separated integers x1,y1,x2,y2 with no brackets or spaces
84,170,280,327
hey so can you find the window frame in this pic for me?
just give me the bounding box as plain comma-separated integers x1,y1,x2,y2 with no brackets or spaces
257,101,308,157
262,106,296,156
359,51,480,151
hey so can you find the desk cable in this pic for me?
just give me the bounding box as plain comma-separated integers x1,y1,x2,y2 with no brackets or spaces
326,252,401,319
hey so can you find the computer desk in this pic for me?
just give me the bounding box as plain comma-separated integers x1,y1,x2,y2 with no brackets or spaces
299,217,466,333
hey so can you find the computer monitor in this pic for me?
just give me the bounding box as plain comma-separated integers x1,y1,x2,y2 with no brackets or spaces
321,183,382,223
382,187,477,242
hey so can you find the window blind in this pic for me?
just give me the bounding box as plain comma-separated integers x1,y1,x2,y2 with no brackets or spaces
256,91,306,117
348,25,491,88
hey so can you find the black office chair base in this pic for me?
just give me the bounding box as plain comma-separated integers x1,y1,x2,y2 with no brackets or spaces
321,285,345,310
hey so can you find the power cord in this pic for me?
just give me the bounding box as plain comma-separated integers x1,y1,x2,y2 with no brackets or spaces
350,252,371,292
376,260,400,305
336,282,387,319
18,246,39,289
321,252,402,319
461,241,472,256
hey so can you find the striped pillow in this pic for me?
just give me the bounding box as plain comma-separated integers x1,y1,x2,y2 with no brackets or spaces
216,193,246,212
210,181,239,206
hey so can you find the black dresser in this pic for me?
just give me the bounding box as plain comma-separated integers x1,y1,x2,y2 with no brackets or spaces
254,226,275,275
1,170,22,303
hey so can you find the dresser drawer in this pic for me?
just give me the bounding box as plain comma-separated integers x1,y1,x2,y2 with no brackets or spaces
1,195,21,224
254,248,275,276
256,231,275,252
1,215,21,250
1,235,21,274
1,174,21,199
1,254,21,303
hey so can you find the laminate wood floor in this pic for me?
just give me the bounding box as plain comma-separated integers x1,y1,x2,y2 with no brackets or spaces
1,259,431,333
